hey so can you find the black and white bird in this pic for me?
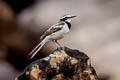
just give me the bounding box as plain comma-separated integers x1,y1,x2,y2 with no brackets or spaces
27,14,76,59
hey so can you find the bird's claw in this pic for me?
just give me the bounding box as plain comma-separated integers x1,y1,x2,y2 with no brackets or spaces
56,47,64,51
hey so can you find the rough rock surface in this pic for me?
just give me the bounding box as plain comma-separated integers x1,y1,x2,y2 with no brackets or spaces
16,47,98,80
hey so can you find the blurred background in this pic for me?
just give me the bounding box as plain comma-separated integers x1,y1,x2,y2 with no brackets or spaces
0,0,120,80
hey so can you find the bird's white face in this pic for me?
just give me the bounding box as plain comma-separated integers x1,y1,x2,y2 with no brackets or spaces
61,15,76,23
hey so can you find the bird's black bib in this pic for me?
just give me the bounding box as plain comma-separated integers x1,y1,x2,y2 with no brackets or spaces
65,21,71,29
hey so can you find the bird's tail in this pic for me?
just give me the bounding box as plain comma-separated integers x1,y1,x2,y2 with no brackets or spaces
27,37,49,59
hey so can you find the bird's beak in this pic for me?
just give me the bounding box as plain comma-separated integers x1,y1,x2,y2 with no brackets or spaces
70,16,77,18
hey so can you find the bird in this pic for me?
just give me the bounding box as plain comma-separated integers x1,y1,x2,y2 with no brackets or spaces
27,14,76,59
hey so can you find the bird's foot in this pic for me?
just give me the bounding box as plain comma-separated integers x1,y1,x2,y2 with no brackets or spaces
56,47,64,51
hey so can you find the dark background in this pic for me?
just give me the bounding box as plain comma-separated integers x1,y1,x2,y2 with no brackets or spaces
0,0,120,80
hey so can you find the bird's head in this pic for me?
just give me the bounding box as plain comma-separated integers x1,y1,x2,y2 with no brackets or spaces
60,14,76,23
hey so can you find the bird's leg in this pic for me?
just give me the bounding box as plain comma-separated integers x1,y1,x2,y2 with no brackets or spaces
52,40,59,50
55,40,63,50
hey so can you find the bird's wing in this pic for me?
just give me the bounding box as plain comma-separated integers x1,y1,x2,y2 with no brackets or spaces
40,21,65,40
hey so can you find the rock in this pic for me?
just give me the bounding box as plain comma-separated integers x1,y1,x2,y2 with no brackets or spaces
16,47,98,80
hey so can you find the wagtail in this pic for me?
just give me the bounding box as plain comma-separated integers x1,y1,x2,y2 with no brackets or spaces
27,14,76,59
